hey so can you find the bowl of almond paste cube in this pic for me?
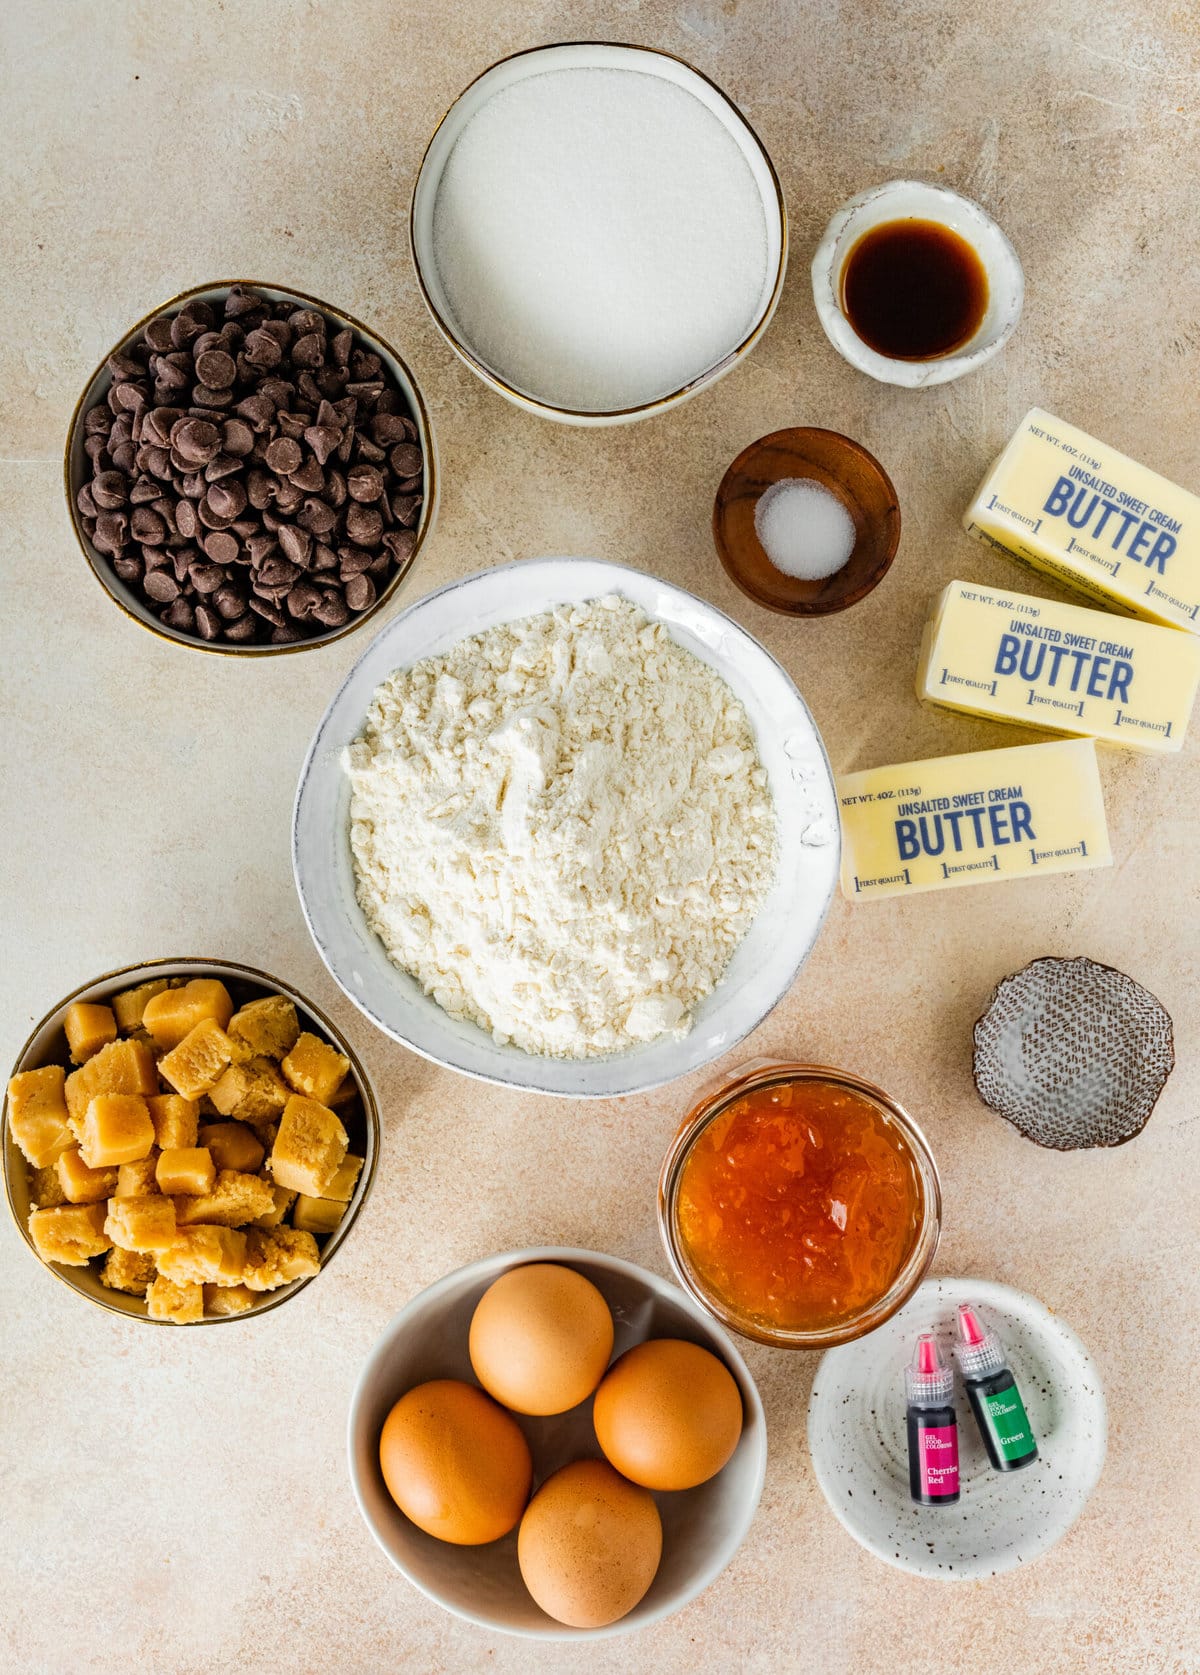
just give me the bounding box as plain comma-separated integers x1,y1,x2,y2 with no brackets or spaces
2,959,378,1324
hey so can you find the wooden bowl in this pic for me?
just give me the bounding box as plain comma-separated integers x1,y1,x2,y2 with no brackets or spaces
713,427,900,615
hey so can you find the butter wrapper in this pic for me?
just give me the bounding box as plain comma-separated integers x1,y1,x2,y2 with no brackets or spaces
964,408,1200,633
837,738,1111,900
917,581,1200,753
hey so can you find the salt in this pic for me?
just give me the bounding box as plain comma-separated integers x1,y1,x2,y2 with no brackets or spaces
431,67,769,412
753,479,857,581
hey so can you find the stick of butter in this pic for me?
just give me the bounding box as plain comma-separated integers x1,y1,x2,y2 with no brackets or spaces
964,408,1200,633
837,738,1111,900
917,581,1200,753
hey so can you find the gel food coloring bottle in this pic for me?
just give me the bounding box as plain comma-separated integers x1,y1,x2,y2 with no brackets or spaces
905,1332,960,1506
954,1303,1038,1471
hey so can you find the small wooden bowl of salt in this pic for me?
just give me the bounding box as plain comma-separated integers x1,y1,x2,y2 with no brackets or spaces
713,427,900,615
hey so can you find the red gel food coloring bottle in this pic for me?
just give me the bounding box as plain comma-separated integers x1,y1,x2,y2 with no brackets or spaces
955,1303,1038,1471
905,1332,960,1506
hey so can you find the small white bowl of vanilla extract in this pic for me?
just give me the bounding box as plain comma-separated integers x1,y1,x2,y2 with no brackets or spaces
811,179,1024,387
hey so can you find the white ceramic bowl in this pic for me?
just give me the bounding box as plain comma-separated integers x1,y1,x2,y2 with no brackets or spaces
347,1246,767,1639
410,42,787,425
807,1277,1107,1579
811,180,1024,387
292,557,840,1098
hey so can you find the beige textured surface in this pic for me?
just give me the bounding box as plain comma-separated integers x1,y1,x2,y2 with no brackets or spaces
1,2,1197,1671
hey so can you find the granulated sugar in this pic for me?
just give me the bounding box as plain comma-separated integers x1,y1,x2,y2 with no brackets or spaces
431,67,770,411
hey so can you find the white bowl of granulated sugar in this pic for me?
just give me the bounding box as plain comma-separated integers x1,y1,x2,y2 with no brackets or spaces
292,558,840,1099
410,42,787,425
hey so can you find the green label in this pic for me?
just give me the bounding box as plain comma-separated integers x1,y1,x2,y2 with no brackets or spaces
985,1382,1037,1461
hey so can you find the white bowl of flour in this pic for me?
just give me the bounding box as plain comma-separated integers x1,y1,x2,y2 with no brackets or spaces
410,43,787,424
293,559,839,1097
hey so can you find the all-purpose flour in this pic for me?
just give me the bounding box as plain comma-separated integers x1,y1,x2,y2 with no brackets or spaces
346,597,778,1058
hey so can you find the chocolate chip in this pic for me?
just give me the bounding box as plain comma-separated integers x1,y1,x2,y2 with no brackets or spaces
190,560,227,595
265,436,302,475
207,480,247,521
311,591,350,628
222,418,255,457
391,494,422,527
130,506,166,544
144,316,175,352
112,555,143,584
286,582,322,620
271,623,303,644
249,597,287,628
345,504,383,547
92,470,128,510
161,597,196,632
195,348,236,389
213,584,247,620
76,483,98,518
338,544,373,577
290,456,325,493
348,463,384,502
276,524,313,569
194,603,223,640
171,417,222,464
382,529,416,565
389,443,422,478
223,614,258,642
344,574,376,613
204,529,239,566
297,496,337,537
258,556,302,590
143,568,181,603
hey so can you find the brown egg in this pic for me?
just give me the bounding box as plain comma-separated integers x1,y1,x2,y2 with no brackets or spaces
378,1379,532,1545
593,1338,743,1491
469,1263,614,1416
517,1459,662,1628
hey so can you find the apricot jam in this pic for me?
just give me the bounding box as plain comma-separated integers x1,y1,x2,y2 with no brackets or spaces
675,1075,925,1335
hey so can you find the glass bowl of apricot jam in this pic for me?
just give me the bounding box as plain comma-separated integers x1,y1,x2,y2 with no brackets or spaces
658,1062,941,1350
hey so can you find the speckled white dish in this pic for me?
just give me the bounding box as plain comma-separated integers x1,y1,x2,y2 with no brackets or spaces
292,557,840,1099
808,1277,1106,1579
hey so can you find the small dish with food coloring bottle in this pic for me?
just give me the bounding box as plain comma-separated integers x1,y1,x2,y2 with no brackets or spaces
713,426,900,616
810,179,1024,387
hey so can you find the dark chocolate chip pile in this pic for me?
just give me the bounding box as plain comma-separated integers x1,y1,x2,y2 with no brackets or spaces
76,286,424,646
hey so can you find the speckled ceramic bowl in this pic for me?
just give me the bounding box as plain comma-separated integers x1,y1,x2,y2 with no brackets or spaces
3,958,379,1324
808,1277,1107,1578
347,1246,766,1639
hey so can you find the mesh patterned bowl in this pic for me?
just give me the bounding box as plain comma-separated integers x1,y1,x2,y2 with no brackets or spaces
973,956,1174,1149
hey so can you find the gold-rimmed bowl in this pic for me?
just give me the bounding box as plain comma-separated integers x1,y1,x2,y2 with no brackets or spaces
65,281,438,656
3,957,380,1325
410,42,787,426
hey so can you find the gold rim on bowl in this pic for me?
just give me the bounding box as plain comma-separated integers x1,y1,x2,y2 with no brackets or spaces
657,1061,942,1350
3,956,381,1325
408,41,789,423
64,280,438,657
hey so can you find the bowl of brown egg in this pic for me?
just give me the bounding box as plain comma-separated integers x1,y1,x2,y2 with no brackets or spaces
348,1246,766,1638
3,957,378,1324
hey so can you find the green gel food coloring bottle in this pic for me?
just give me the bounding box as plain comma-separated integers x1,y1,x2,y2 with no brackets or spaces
954,1303,1039,1471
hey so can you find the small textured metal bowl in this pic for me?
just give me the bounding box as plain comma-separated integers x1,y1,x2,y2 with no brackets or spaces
410,41,787,426
659,1060,941,1349
3,958,380,1324
973,955,1174,1149
713,428,900,616
65,280,438,657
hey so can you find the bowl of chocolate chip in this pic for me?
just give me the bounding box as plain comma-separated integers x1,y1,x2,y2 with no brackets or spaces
65,282,437,653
